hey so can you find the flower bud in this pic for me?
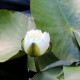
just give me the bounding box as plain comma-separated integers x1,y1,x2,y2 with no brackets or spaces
22,29,51,57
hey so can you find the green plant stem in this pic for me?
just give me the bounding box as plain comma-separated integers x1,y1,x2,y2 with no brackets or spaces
34,57,41,73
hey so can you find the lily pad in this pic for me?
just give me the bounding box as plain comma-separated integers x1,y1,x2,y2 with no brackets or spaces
0,10,28,62
30,0,80,62
32,67,62,80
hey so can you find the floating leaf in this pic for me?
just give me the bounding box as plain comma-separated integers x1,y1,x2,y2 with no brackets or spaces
0,10,35,62
32,67,62,80
30,0,80,62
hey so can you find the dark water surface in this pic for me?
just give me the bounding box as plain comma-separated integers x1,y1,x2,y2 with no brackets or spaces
0,55,28,80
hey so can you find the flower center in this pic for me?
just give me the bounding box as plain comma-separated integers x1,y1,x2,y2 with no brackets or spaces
30,35,38,39
30,33,42,39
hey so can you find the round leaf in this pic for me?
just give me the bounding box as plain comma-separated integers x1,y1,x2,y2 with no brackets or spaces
30,0,80,62
0,10,28,62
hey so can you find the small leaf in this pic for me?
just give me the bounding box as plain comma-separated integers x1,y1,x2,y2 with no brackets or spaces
57,70,64,80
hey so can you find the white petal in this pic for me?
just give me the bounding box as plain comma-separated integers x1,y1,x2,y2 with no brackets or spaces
43,32,50,42
27,29,42,35
24,34,31,52
27,29,42,39
36,32,50,55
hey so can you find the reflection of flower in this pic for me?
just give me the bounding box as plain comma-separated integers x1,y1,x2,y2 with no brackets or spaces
22,29,50,57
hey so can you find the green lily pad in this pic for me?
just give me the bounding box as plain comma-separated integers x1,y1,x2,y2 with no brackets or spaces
32,67,62,80
63,66,80,80
0,10,29,62
30,0,80,62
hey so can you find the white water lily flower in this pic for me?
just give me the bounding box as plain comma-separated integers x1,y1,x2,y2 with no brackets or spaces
22,29,51,57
